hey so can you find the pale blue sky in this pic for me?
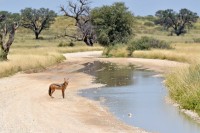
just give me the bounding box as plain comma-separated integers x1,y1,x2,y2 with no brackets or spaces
0,0,200,16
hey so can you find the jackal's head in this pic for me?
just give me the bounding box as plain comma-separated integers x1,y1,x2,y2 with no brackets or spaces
64,78,69,86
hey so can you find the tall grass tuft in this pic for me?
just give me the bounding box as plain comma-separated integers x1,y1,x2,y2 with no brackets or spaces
165,64,200,115
103,44,128,57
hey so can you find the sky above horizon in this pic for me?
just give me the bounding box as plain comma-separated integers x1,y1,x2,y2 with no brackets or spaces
0,0,200,16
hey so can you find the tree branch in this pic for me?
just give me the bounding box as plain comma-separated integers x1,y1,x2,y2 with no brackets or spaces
60,6,74,18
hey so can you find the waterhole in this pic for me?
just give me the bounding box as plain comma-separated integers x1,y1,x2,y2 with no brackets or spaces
78,61,200,133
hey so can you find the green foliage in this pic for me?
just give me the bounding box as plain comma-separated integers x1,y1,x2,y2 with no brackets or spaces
20,8,57,39
155,8,198,36
98,31,110,46
0,11,20,30
91,2,133,46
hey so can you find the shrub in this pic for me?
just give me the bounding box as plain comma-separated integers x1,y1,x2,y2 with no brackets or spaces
132,36,171,50
144,21,154,27
68,42,75,47
91,2,133,46
193,38,200,43
127,36,171,57
127,41,136,56
58,41,75,47
58,42,67,47
98,32,110,46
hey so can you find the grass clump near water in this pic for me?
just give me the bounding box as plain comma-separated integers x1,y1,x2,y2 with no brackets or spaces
103,44,128,57
165,64,200,115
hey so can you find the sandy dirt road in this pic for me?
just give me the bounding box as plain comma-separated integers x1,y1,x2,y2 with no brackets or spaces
0,51,186,133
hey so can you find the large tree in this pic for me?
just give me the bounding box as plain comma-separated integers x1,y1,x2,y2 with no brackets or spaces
155,8,198,36
60,0,95,46
0,11,20,60
20,8,57,39
90,2,134,46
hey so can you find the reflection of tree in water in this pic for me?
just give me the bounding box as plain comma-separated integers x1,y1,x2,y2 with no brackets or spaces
78,61,135,87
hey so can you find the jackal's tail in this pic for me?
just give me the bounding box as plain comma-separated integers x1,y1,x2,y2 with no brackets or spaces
48,86,51,96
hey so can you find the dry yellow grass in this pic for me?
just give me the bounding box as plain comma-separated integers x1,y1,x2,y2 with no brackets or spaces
0,45,103,77
133,43,200,63
0,49,65,77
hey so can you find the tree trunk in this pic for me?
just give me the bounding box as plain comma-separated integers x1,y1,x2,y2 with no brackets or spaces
0,36,8,60
176,32,181,36
0,23,18,61
83,36,93,46
35,32,39,39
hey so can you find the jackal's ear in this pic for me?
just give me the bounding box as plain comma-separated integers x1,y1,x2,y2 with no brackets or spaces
64,78,69,81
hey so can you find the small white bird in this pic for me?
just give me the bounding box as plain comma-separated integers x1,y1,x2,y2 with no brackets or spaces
128,113,132,118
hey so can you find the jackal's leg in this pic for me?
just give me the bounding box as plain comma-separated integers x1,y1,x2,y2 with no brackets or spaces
62,90,65,98
51,89,55,98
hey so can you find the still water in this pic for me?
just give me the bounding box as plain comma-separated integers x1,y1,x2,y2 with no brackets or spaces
78,61,200,133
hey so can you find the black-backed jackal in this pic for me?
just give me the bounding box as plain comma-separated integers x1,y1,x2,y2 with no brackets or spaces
49,78,69,98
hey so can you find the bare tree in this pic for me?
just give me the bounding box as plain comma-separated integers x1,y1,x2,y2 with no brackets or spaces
60,0,95,46
0,12,19,60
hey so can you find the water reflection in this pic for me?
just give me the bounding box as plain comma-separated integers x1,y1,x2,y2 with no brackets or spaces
78,61,135,86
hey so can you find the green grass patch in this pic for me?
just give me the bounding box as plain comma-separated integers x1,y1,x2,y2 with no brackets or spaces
165,64,200,115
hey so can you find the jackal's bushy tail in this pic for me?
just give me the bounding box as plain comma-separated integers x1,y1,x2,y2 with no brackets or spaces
48,86,51,96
